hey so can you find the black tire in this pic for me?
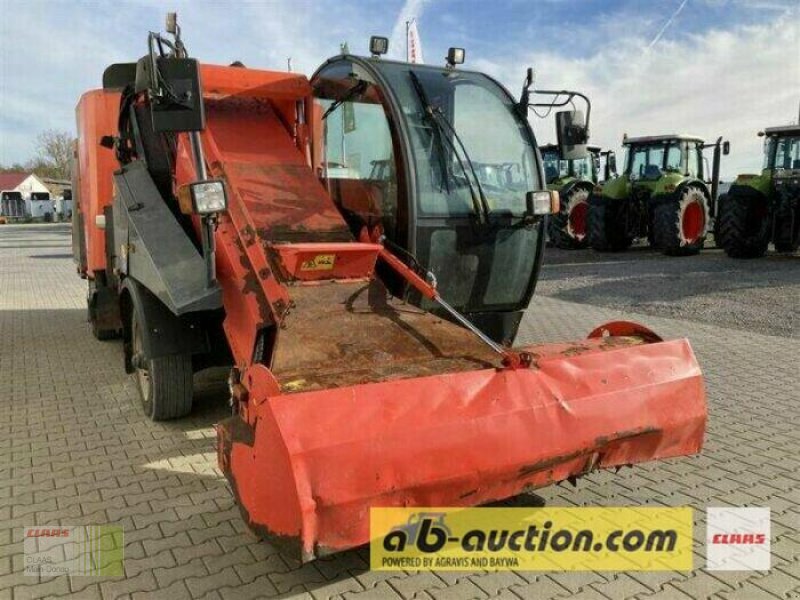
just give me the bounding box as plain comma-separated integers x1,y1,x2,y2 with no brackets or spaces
653,186,708,256
773,197,800,253
775,238,799,253
547,186,591,249
717,193,770,258
131,309,193,421
588,197,633,251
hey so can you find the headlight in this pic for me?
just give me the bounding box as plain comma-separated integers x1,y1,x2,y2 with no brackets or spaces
178,180,228,215
526,190,560,215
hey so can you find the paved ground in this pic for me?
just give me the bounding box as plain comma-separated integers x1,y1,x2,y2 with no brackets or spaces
1,224,798,600
538,242,799,339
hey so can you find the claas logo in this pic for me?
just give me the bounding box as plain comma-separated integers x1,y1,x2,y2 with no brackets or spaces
26,528,70,537
711,533,766,545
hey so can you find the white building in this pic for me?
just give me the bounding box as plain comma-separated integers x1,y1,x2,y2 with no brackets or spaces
0,172,65,220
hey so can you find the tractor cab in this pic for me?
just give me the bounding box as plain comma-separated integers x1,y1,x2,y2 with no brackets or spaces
540,144,600,186
761,126,800,175
312,52,548,343
623,135,705,184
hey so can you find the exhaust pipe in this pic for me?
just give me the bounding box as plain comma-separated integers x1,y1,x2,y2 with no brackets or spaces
710,136,723,218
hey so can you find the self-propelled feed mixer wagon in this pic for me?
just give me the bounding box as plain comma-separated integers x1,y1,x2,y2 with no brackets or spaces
72,17,707,562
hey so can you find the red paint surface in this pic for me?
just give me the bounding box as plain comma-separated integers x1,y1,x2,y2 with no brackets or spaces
223,334,706,560
74,90,122,274
682,200,706,243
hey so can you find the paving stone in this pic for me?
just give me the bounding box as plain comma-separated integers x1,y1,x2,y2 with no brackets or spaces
154,557,209,588
185,566,242,598
717,581,793,600
429,579,488,600
343,581,405,600
309,573,367,600
100,570,158,599
508,577,572,600
219,574,279,599
131,580,192,600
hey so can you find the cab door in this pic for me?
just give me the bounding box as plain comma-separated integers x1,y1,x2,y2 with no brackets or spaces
312,58,545,344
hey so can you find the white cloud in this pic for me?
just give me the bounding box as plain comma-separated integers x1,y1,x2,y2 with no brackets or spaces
390,0,429,61
475,9,799,180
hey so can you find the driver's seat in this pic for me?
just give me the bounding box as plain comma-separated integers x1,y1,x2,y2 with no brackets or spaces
644,164,662,180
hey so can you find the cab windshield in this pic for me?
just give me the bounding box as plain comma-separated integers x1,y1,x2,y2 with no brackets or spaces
377,63,539,216
541,149,594,183
627,142,683,180
541,148,567,184
770,136,800,171
571,155,594,180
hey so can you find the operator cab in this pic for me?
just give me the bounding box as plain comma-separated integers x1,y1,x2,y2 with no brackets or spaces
540,144,600,185
761,126,800,173
311,54,546,344
623,135,705,182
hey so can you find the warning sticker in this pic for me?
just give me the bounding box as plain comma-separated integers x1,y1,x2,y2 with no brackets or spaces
300,254,336,271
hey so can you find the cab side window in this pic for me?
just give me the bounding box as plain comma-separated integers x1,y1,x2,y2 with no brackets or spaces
313,69,401,241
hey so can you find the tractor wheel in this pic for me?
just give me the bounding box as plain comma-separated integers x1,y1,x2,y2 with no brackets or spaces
653,186,708,256
131,309,193,421
775,237,800,253
717,193,770,258
773,200,800,253
547,187,590,249
588,198,633,251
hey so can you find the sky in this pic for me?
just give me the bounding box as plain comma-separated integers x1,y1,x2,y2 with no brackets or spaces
0,0,798,179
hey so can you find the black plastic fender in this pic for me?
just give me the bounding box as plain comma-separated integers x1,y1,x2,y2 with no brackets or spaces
121,278,209,373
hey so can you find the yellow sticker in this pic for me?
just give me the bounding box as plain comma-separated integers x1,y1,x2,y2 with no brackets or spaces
300,254,336,271
371,507,694,571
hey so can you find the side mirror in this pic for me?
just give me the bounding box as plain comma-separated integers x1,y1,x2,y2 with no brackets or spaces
607,152,617,176
556,110,588,160
723,140,730,155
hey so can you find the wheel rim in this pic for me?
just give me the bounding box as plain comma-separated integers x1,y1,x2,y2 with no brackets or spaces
132,316,151,404
568,201,589,240
681,200,705,243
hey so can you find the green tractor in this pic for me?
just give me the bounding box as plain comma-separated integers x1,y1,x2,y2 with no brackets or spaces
588,134,729,256
716,124,800,257
543,144,616,248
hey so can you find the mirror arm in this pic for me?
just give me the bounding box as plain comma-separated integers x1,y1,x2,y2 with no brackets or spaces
529,90,591,136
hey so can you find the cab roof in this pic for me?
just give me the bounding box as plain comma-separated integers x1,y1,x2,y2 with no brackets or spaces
763,125,800,136
623,134,704,145
539,144,602,153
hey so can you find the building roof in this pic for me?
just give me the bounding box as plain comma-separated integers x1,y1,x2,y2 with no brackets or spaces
623,134,704,145
0,172,29,191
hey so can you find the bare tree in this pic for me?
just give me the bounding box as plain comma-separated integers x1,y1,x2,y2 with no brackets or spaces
34,130,74,180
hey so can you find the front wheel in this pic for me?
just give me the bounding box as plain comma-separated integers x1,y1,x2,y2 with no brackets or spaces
654,186,708,256
131,308,193,421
